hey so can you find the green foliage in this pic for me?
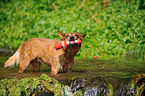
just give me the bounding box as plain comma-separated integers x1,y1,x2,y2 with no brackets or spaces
0,74,63,96
0,0,144,58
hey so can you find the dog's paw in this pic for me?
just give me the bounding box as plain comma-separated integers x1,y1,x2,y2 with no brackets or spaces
18,71,23,74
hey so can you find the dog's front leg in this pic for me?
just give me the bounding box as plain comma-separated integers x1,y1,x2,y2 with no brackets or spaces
63,58,74,73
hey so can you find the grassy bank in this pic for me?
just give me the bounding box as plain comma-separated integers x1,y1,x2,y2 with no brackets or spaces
0,0,145,59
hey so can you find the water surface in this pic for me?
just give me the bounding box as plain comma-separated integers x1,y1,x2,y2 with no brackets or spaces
0,55,145,89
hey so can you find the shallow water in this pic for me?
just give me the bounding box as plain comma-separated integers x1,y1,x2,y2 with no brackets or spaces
0,54,145,90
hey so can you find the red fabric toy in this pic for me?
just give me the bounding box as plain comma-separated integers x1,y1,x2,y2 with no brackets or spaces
55,39,81,50
55,39,97,59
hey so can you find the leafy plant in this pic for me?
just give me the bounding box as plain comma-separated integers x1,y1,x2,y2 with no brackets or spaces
0,0,144,59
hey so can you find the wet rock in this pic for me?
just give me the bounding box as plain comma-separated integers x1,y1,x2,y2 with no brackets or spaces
62,86,73,96
59,79,72,86
114,84,134,96
71,78,85,92
84,86,98,96
0,74,63,96
115,74,145,96
35,91,54,96
85,77,109,96
59,76,109,96
59,78,85,95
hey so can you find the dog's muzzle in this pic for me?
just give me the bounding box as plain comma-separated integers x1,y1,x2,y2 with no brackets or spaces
70,36,75,41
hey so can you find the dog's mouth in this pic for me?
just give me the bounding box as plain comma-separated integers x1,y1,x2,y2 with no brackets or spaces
69,39,80,47
66,35,81,47
69,43,76,47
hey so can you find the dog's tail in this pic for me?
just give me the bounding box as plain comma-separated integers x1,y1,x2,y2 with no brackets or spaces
4,49,20,68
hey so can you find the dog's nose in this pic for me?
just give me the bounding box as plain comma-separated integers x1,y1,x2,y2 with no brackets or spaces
70,36,74,41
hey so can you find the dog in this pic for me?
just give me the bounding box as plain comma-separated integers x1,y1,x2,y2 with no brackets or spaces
4,31,86,75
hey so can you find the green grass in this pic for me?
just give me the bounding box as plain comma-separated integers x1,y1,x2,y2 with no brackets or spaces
0,0,145,59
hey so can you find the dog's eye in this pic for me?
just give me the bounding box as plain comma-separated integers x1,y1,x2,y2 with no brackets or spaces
75,35,79,37
66,35,69,37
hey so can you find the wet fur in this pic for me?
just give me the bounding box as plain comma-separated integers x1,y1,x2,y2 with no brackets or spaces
4,31,86,75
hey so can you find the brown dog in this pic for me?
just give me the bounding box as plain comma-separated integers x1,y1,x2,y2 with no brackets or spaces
4,31,86,75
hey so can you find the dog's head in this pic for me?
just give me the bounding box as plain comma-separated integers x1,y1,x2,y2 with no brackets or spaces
57,30,86,41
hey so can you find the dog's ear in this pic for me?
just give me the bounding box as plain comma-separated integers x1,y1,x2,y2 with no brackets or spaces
57,30,65,40
80,34,86,40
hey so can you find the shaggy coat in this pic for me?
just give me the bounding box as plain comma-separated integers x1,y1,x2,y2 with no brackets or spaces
4,31,86,75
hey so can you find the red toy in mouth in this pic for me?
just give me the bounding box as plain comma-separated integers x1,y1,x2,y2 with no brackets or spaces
55,39,97,59
55,39,81,50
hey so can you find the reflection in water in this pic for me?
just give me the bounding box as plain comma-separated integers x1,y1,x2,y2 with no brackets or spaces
0,57,145,85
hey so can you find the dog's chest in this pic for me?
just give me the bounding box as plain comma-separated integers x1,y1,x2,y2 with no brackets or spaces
64,45,81,57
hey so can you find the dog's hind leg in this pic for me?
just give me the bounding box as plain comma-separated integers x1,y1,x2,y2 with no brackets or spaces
18,58,33,73
51,61,62,75
51,65,60,75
